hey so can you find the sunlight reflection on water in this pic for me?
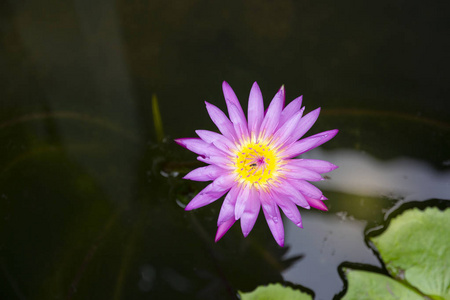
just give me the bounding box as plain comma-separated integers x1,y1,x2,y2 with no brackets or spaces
307,148,450,203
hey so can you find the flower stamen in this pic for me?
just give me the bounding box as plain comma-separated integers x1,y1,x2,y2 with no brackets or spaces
234,140,280,188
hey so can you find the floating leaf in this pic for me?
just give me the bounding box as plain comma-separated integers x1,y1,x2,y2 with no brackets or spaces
341,269,424,300
371,207,450,299
239,283,312,300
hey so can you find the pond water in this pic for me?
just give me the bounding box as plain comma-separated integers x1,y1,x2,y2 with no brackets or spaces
1,1,449,299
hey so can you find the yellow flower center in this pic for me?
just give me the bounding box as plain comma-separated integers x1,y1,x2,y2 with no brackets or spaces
234,141,281,188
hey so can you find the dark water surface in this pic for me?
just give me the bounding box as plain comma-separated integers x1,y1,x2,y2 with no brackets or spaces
1,1,449,299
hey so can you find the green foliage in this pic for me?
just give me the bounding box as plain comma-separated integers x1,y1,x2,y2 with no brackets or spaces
342,207,450,300
342,269,424,300
371,207,450,299
239,283,312,300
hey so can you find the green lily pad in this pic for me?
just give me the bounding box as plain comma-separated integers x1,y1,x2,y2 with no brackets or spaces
371,207,450,299
341,269,424,300
239,283,312,300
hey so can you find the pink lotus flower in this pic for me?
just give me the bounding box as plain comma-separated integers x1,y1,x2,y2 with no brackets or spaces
176,82,338,246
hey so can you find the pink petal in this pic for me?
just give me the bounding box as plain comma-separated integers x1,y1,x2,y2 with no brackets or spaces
222,82,249,138
222,81,245,116
260,190,278,220
247,82,264,141
285,107,321,145
240,188,261,237
307,128,339,145
273,194,302,227
280,129,338,158
305,196,328,211
211,173,237,190
205,101,237,141
270,110,303,148
215,217,235,242
217,185,239,226
175,138,222,157
228,103,249,142
234,185,250,220
276,179,310,208
222,81,244,114
289,159,338,174
185,174,236,210
183,165,228,181
259,86,284,140
278,96,303,128
290,179,323,199
279,136,319,158
196,129,236,153
282,164,324,181
261,197,284,247
185,186,227,211
197,155,233,170
195,130,217,142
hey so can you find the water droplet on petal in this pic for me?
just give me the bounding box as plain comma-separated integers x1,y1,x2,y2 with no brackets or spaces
272,217,278,223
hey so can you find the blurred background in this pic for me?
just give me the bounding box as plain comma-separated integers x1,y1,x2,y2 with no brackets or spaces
0,0,449,299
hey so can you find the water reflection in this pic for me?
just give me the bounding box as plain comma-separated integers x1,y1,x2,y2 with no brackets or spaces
283,213,380,300
138,264,156,292
282,148,450,299
306,148,450,203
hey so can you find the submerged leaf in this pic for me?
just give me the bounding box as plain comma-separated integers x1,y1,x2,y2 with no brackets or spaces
239,283,312,300
371,207,450,299
152,93,165,143
342,269,424,300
